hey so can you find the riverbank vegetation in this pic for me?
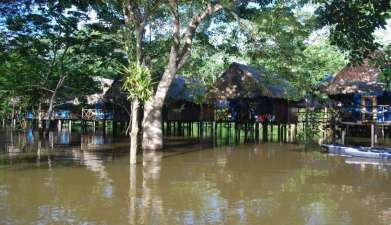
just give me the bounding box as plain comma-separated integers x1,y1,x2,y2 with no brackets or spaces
0,0,390,151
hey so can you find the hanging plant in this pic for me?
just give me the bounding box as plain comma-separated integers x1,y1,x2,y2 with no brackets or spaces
120,62,154,102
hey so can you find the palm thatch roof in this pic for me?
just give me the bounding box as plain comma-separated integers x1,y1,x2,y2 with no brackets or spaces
103,78,128,104
210,62,291,100
103,76,207,105
166,76,207,103
324,64,384,95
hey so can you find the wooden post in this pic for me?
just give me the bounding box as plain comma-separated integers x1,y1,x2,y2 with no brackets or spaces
214,122,217,138
57,120,61,131
341,129,345,145
197,122,199,137
371,123,375,148
228,122,231,139
68,120,72,132
178,121,182,136
262,122,268,142
113,120,117,135
244,123,248,142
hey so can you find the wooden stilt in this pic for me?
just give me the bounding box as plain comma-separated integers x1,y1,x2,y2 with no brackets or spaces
262,122,268,142
283,124,287,143
57,120,61,131
371,123,375,147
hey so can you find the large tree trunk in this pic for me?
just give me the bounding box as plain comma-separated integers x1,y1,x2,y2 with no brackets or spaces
142,100,163,150
45,76,66,130
130,98,139,164
38,103,42,130
141,1,223,150
142,68,176,150
45,97,54,130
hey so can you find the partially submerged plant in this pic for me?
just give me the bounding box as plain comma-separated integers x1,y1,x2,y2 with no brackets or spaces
121,62,153,102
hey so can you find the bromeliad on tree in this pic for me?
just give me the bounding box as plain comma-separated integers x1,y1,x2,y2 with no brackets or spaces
121,62,153,164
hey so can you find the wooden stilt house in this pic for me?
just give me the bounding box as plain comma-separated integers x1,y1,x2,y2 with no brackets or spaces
163,76,214,122
210,62,299,124
324,64,391,124
78,77,115,121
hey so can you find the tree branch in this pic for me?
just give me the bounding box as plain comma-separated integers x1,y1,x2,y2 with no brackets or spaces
169,0,180,50
176,2,223,69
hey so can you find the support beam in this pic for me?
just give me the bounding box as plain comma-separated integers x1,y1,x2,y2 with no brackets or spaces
371,123,375,148
68,120,72,132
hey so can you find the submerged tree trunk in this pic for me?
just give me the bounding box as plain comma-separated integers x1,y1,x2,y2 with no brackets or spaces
38,103,42,130
130,98,140,164
141,1,223,150
46,99,54,130
142,68,175,150
45,76,66,130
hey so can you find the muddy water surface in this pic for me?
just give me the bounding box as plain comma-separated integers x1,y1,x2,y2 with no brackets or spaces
0,129,390,225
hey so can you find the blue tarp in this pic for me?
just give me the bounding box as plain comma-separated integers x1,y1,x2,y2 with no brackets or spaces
347,93,391,122
95,109,113,120
26,111,34,120
55,110,71,119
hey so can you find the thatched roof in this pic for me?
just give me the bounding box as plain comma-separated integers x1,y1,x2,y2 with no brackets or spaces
324,64,384,95
103,76,206,105
103,78,128,104
166,76,206,103
210,62,290,100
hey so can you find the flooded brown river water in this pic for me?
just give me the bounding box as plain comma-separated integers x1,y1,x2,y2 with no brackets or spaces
0,129,390,225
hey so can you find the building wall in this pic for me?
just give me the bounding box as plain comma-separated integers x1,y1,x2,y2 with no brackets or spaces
163,101,214,122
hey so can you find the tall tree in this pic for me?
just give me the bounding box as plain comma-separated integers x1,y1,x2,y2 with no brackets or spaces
315,0,391,62
0,1,104,129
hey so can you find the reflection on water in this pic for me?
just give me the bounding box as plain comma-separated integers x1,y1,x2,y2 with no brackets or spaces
0,129,390,225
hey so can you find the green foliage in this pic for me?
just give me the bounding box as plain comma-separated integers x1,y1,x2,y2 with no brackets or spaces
315,0,391,62
294,40,347,96
0,1,126,115
0,0,389,121
375,44,391,90
297,109,324,143
121,63,154,102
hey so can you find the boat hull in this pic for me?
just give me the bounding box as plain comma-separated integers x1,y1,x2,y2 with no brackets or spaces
321,144,391,159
